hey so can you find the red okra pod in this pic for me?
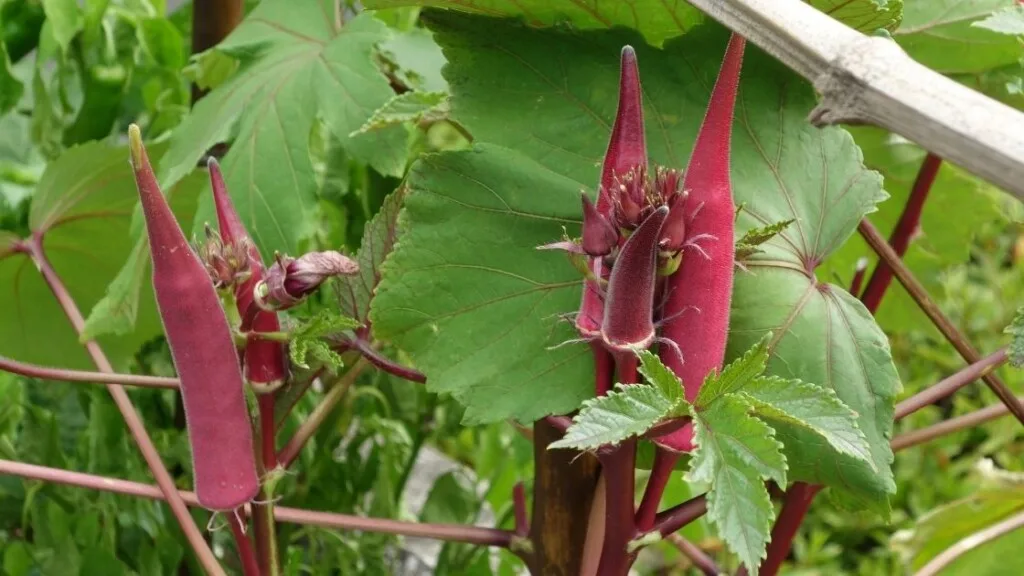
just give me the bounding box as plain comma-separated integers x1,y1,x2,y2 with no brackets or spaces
209,159,288,391
129,125,259,510
601,206,669,353
575,46,649,338
657,35,747,452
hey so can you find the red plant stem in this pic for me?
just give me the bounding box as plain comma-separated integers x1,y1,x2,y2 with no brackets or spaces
274,366,326,430
754,482,821,576
348,338,426,383
891,395,1024,451
544,415,572,434
641,417,691,440
21,239,225,576
653,494,708,537
0,356,179,389
226,509,261,576
258,394,277,469
595,354,640,576
895,347,1008,420
849,257,868,297
592,341,615,396
858,219,1024,425
860,153,942,312
277,357,369,468
635,447,677,531
596,442,637,576
513,482,529,537
0,458,515,547
666,533,720,576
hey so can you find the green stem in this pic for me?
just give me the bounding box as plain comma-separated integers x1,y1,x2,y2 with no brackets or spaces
252,485,280,576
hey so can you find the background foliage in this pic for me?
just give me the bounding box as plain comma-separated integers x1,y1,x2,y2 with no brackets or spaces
1,0,1023,574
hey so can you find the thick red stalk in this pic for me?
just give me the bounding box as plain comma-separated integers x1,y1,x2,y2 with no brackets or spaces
595,354,640,576
657,34,746,451
130,126,259,511
635,446,676,531
592,341,615,396
860,153,941,312
513,482,529,536
227,510,261,576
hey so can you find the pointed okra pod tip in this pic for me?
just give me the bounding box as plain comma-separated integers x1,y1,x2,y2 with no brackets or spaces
127,124,146,169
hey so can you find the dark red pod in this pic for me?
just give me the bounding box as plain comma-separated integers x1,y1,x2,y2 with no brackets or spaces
129,126,259,510
209,159,287,391
657,35,747,452
601,206,669,352
575,45,649,339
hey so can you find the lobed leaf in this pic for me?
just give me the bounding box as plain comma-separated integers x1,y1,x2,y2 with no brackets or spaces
696,333,772,406
548,383,679,451
741,376,874,468
637,350,685,405
688,396,786,573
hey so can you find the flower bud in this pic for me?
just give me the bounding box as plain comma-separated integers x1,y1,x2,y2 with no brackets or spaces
255,251,359,311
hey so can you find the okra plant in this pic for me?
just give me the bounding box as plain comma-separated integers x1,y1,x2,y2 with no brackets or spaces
2,1,1024,576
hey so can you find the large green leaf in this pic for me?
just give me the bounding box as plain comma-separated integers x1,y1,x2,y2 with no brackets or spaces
0,141,202,370
895,0,1023,74
365,0,704,46
365,0,899,47
374,13,898,506
823,127,1000,333
809,0,903,32
371,145,593,423
158,3,405,259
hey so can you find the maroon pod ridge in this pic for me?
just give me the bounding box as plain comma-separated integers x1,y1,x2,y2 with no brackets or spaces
129,125,259,511
601,206,669,353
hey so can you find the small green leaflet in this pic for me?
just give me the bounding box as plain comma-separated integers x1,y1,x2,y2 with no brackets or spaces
637,349,686,403
740,376,874,468
288,310,362,370
352,91,448,136
1004,307,1024,367
696,332,772,405
735,219,795,262
687,396,785,574
547,382,691,451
